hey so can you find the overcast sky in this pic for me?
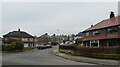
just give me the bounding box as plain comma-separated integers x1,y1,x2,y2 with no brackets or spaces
1,2,118,37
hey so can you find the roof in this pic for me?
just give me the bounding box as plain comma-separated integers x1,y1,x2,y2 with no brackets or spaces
75,32,82,37
83,16,120,32
39,33,50,38
3,31,34,38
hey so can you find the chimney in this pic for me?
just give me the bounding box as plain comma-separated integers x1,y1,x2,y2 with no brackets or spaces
110,12,115,19
18,28,20,32
91,25,93,27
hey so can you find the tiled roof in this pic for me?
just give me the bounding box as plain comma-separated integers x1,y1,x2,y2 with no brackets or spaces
83,16,120,32
3,31,34,38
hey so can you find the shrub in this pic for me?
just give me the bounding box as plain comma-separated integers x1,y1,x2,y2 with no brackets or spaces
2,45,5,51
75,47,120,54
4,44,14,51
59,44,76,50
12,41,24,51
51,42,59,45
3,41,24,51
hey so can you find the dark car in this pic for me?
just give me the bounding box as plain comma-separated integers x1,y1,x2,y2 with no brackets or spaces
45,45,52,48
37,45,46,50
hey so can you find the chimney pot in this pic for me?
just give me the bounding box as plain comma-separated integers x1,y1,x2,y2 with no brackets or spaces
91,25,93,27
18,28,20,32
110,12,115,19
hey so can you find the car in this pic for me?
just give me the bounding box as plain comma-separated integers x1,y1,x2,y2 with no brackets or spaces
45,45,52,48
37,45,46,50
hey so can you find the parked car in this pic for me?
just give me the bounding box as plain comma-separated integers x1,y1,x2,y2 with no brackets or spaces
37,45,46,50
45,45,52,48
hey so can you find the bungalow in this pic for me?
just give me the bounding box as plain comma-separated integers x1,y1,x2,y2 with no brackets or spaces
82,12,120,47
3,29,36,48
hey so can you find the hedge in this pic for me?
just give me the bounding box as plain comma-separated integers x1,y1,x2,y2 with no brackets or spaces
59,44,76,50
59,45,120,60
2,41,24,51
59,45,120,54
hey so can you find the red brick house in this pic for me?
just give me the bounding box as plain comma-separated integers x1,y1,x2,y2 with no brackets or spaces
3,29,36,48
82,12,120,47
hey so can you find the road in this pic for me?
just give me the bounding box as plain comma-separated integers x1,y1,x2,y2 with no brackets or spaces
2,46,94,65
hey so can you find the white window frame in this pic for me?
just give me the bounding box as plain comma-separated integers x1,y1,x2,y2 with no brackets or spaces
85,32,89,37
92,31,101,36
30,38,33,41
22,38,28,41
24,43,28,47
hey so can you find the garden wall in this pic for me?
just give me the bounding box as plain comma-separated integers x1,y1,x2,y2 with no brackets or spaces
59,45,120,60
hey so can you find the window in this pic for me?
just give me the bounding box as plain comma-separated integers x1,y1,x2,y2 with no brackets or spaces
30,38,33,41
109,40,117,46
85,32,89,37
24,43,28,47
92,31,101,36
107,27,118,33
91,40,98,43
22,38,28,41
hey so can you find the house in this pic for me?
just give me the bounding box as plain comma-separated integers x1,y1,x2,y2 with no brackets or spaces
3,29,36,48
74,32,83,45
0,37,2,51
51,34,68,42
0,37,2,45
0,37,1,41
38,33,51,44
82,12,120,47
74,32,82,40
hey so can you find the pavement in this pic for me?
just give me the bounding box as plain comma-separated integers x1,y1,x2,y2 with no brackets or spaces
52,49,119,65
2,46,94,65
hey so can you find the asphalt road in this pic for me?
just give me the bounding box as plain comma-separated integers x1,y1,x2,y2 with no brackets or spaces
2,46,94,65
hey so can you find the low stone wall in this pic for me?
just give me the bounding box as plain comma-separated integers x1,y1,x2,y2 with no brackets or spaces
59,49,120,60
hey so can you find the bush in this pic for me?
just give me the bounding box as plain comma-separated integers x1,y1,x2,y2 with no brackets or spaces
3,41,24,51
51,42,59,45
2,45,5,51
75,47,120,54
59,44,76,50
12,41,24,51
59,45,120,60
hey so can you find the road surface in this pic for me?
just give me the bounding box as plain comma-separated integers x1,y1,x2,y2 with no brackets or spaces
2,46,94,65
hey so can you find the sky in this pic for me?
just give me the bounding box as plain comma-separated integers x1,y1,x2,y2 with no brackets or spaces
1,0,120,2
1,2,118,37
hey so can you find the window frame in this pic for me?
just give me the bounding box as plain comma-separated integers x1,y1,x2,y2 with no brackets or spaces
30,38,33,41
85,32,89,38
92,30,101,36
107,27,118,33
22,38,28,41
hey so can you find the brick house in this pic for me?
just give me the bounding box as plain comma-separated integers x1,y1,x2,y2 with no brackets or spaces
82,12,120,47
3,29,36,48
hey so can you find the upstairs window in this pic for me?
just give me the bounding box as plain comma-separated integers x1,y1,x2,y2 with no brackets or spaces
30,38,33,41
92,31,101,36
85,32,89,37
107,27,118,33
22,38,28,41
